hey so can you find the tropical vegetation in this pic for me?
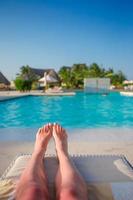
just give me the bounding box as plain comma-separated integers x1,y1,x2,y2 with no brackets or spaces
58,63,126,89
14,63,126,91
14,65,37,91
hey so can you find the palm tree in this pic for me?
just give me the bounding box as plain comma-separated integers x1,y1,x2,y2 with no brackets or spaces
58,66,72,88
71,64,89,88
20,65,37,81
88,63,102,77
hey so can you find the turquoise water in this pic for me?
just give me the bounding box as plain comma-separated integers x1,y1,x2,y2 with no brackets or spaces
0,92,133,129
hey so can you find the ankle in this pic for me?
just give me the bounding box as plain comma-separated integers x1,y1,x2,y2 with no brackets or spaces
57,150,69,160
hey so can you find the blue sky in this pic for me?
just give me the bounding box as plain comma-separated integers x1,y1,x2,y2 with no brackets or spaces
0,0,133,80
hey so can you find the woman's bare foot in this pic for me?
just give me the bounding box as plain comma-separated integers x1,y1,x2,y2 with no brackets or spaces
53,124,88,200
16,124,52,200
53,123,68,157
33,123,52,158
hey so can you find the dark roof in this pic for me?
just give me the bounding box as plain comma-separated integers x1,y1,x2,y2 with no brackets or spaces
48,70,60,81
0,71,10,85
29,68,53,77
30,67,60,81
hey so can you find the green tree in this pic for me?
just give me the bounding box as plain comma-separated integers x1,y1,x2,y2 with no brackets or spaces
20,65,37,81
104,68,114,78
88,63,103,77
58,66,72,88
111,71,126,86
117,70,126,83
71,64,89,88
58,63,127,88
14,65,37,91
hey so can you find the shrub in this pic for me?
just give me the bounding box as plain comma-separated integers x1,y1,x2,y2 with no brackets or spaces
14,78,32,91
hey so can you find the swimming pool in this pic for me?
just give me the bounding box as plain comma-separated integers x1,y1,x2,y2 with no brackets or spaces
0,92,133,129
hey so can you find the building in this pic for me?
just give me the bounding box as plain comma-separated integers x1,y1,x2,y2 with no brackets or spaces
29,67,60,89
123,80,133,91
29,67,60,82
0,71,10,90
84,78,110,94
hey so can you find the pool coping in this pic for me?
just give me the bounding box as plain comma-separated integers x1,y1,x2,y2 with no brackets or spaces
0,91,77,102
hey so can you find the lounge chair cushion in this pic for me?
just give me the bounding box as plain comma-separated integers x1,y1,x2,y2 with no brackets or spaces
0,154,133,200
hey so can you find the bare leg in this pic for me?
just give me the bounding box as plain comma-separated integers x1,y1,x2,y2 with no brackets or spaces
53,124,88,200
15,124,52,200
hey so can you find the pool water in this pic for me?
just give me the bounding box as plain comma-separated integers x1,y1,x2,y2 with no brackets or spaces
0,92,133,129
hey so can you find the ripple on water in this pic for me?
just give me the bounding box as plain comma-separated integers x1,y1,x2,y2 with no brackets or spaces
0,92,133,128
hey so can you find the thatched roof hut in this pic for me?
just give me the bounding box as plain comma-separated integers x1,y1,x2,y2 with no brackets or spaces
0,71,10,85
0,71,10,90
29,67,60,82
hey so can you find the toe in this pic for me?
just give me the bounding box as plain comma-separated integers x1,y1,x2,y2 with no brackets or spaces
53,124,55,133
48,123,52,133
55,124,59,134
36,128,42,138
59,125,62,132
45,124,49,132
